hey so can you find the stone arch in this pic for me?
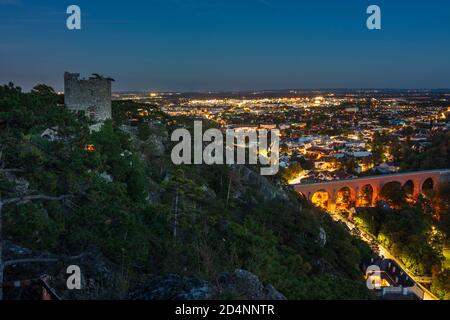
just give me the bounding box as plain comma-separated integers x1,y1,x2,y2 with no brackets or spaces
358,184,375,207
422,177,434,196
380,181,404,208
335,186,355,211
311,189,330,210
403,180,415,199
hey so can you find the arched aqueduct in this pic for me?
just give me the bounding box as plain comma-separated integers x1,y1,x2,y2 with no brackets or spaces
294,170,450,211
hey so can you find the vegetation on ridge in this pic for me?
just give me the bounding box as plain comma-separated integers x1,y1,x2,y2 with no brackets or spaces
0,83,373,299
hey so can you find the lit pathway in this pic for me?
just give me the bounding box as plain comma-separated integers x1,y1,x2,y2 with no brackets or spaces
327,210,438,300
376,242,438,300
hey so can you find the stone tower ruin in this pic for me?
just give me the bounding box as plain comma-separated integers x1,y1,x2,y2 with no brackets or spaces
64,72,114,121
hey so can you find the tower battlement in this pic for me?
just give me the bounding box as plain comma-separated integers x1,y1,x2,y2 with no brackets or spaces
64,72,113,121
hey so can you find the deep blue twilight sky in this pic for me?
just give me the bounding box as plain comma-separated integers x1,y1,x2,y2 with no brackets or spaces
1,0,450,91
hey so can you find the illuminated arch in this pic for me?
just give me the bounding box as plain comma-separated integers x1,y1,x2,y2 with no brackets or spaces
358,184,374,207
335,186,355,211
311,189,330,210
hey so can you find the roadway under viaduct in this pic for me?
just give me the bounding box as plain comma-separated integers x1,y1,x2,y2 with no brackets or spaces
293,169,450,212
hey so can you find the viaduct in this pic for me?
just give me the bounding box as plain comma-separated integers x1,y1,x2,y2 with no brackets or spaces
293,169,450,211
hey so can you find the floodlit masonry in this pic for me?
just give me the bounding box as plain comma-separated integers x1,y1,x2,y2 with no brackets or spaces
293,169,450,211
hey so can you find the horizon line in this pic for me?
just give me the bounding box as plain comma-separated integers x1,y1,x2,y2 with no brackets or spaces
110,88,450,94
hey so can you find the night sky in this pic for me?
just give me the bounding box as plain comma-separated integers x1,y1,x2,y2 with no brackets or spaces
1,0,450,91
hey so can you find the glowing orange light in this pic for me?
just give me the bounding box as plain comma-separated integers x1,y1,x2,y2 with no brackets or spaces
311,191,329,210
84,144,96,152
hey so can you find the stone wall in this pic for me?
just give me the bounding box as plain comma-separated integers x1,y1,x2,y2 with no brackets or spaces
64,72,112,121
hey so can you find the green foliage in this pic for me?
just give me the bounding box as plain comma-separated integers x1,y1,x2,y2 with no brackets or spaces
279,162,302,183
353,208,384,236
4,202,65,251
431,269,450,300
380,182,407,207
66,179,151,264
398,131,450,171
137,122,151,140
0,86,374,299
353,205,443,276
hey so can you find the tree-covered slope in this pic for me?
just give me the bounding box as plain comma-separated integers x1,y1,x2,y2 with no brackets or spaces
0,83,373,299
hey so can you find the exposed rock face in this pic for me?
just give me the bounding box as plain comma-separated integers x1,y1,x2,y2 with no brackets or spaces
99,171,113,182
131,122,169,160
146,191,161,204
3,241,32,257
201,184,216,199
2,242,120,300
40,127,59,141
265,284,287,300
317,227,327,247
144,134,166,158
230,165,288,202
215,269,286,300
89,122,104,133
127,269,286,300
119,124,138,136
127,274,209,300
53,246,120,300
3,172,29,195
